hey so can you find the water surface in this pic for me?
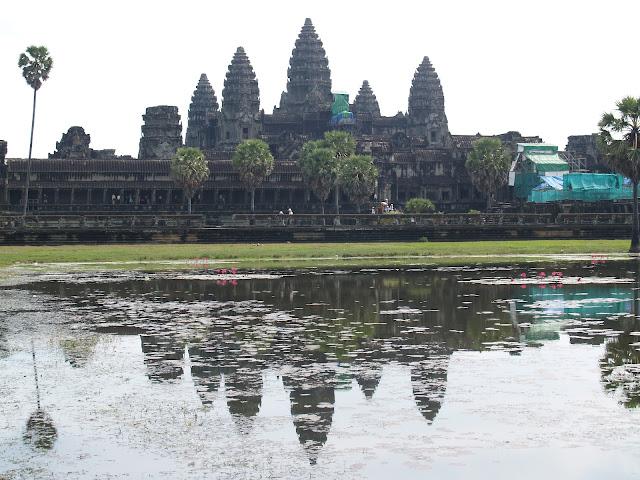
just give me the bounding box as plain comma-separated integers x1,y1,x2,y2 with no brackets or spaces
1,262,640,479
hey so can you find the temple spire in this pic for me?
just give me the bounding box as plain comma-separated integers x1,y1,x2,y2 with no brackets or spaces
279,18,333,114
221,47,261,144
353,80,380,117
408,56,449,145
185,73,219,149
222,47,260,117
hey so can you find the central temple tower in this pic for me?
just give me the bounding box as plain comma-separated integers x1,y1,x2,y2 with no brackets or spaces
407,57,450,147
278,18,333,115
220,47,261,145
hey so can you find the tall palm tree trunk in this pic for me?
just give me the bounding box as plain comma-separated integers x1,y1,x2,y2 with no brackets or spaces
632,181,640,253
251,189,255,213
188,196,192,214
334,186,340,226
23,88,37,218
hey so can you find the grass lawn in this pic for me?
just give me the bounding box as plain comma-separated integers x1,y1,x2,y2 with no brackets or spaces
0,239,632,270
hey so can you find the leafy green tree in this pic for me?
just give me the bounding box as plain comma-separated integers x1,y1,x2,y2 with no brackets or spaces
18,46,53,217
465,138,511,210
323,131,356,214
337,155,378,212
298,144,337,215
323,130,356,159
599,97,640,252
171,147,209,214
404,197,436,214
232,139,274,212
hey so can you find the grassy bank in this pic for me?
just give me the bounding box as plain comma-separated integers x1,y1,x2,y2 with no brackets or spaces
0,240,632,270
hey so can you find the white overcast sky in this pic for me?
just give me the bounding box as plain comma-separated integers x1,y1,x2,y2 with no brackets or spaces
2,0,638,158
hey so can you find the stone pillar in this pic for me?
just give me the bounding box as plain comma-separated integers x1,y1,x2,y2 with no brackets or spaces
102,189,107,205
151,189,157,204
166,189,172,204
54,189,60,204
135,189,140,205
70,188,75,205
87,189,92,204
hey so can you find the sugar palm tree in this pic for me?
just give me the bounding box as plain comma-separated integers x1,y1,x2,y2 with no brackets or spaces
298,142,336,216
465,137,511,210
171,147,209,214
18,46,53,217
323,131,356,215
599,97,640,253
337,154,378,213
232,139,274,212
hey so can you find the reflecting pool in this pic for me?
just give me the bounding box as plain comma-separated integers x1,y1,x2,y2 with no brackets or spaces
2,262,640,479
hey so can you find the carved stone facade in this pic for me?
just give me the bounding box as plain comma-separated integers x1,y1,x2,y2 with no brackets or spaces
47,126,119,160
138,106,183,159
50,126,91,159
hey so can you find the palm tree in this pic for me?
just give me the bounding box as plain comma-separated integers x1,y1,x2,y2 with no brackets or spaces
323,131,356,215
465,137,511,210
337,154,378,212
232,139,274,212
298,142,336,216
18,46,53,217
170,147,210,214
599,97,640,253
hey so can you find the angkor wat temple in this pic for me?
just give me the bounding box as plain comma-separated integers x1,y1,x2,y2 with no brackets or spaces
0,19,600,213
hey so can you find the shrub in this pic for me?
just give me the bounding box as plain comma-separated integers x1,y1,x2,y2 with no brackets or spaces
404,198,435,214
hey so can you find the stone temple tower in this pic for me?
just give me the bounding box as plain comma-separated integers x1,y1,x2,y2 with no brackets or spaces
138,106,183,159
220,47,261,145
353,80,380,117
279,18,333,115
407,57,449,146
185,73,219,149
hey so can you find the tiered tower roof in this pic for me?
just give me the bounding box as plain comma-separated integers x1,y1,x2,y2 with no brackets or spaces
188,74,218,118
185,73,219,148
221,47,260,118
353,80,381,117
408,56,449,144
279,18,333,114
408,56,446,117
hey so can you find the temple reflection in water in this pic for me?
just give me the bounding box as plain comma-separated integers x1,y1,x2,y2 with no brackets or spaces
8,264,640,464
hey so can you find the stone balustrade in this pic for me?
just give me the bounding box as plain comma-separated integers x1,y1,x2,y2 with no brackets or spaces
0,212,636,232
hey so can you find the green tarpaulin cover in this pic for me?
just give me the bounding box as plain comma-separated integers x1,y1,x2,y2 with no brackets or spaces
331,93,350,116
525,153,569,173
